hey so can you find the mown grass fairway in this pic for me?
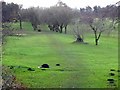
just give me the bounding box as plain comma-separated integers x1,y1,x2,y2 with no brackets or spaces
2,22,118,88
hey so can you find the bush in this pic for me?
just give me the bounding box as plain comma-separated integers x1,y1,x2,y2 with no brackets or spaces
2,66,26,90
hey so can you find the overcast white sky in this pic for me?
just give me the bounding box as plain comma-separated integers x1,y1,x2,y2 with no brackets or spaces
2,0,120,9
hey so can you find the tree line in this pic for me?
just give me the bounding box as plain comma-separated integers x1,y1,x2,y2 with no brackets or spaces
21,1,77,33
1,1,119,45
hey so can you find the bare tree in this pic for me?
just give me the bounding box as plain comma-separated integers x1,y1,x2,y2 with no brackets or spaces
21,7,40,31
18,12,22,30
90,19,105,45
80,4,118,45
73,24,84,42
73,21,84,43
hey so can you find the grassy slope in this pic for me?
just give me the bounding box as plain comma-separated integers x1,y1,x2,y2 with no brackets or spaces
2,22,118,88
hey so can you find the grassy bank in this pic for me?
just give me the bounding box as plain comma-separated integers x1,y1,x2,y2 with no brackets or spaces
2,22,118,88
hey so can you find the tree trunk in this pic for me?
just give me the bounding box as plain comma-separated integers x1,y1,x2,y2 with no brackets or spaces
94,30,99,45
20,19,22,30
32,23,37,31
95,39,98,45
76,36,83,42
65,25,67,34
18,13,22,30
48,25,52,31
55,25,59,32
60,24,63,33
53,25,55,31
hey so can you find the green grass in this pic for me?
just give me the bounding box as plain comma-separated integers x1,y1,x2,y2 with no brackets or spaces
2,22,118,88
11,22,33,31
